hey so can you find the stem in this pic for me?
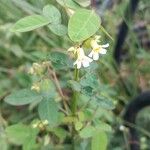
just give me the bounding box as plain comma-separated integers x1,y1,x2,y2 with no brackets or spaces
123,129,131,150
71,92,78,115
71,67,79,150
71,67,79,115
74,67,79,81
47,65,69,115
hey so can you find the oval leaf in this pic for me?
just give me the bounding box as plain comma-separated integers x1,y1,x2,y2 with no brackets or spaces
11,15,50,32
91,131,108,150
91,96,115,110
4,89,43,106
68,9,100,42
48,24,67,36
38,98,60,127
43,5,61,24
79,126,95,138
5,124,38,146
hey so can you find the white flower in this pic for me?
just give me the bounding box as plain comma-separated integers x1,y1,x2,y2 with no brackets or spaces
73,47,93,69
89,37,109,60
119,125,125,131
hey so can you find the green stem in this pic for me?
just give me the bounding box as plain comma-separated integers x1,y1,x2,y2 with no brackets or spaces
71,67,79,115
74,66,79,81
71,67,79,149
123,129,130,150
71,92,78,115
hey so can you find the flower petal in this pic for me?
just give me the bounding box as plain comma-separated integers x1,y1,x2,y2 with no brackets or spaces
101,43,109,48
77,61,82,69
93,52,99,60
85,56,93,62
77,47,85,58
100,48,107,54
73,60,78,66
82,60,90,68
88,51,93,58
91,40,99,48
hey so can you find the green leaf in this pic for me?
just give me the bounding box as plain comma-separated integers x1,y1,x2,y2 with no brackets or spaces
43,5,61,24
56,0,81,10
48,24,67,36
78,111,85,121
5,124,28,145
38,98,60,127
51,127,68,140
11,15,50,32
68,80,81,92
91,131,108,150
49,51,73,69
23,129,38,150
68,9,100,42
81,86,93,96
79,126,95,138
0,138,8,150
93,95,115,110
95,122,112,132
75,121,83,131
80,73,99,96
80,73,99,89
4,89,43,106
5,124,39,146
74,0,91,7
40,79,56,98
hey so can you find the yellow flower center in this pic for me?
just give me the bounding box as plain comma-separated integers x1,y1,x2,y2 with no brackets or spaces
93,46,101,52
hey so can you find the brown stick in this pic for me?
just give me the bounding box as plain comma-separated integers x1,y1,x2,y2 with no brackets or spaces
47,65,69,115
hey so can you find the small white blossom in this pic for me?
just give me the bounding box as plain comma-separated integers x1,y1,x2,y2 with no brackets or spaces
89,36,109,60
73,47,93,69
119,125,125,131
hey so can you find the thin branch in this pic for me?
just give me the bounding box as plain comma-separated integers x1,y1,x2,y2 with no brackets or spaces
47,65,69,115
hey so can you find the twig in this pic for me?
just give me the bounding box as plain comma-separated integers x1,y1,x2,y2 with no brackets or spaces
47,65,69,115
122,129,131,150
59,107,68,115
123,120,150,138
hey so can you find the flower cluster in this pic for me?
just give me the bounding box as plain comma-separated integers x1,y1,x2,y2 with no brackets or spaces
28,61,49,75
29,61,50,92
31,82,40,92
32,120,49,129
68,35,109,69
